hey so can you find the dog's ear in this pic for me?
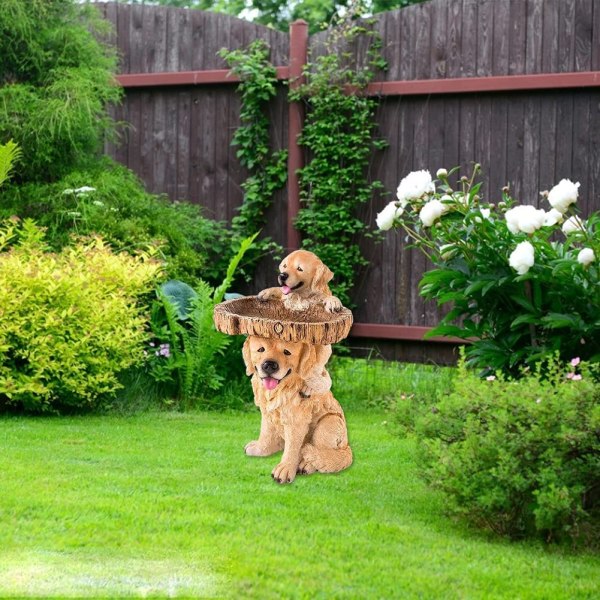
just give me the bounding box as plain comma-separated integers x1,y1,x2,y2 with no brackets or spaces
297,343,316,380
313,263,334,294
242,337,254,376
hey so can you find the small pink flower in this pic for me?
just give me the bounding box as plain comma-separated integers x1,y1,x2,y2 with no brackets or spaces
566,372,575,380
486,375,496,381
570,357,581,367
572,374,582,381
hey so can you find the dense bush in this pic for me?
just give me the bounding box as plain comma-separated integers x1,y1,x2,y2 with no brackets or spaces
415,355,600,544
0,160,233,286
377,167,600,375
0,219,162,412
0,0,120,182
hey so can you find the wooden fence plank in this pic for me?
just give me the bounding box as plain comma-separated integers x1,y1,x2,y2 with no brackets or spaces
461,0,477,77
525,0,544,74
538,93,558,193
476,0,493,76
446,0,463,77
574,0,593,71
558,0,577,73
430,0,447,78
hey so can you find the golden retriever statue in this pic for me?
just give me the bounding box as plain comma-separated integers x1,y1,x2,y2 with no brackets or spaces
258,249,344,396
258,249,343,313
243,336,353,484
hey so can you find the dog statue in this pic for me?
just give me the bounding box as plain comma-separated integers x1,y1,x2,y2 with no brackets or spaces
242,335,353,484
258,249,343,313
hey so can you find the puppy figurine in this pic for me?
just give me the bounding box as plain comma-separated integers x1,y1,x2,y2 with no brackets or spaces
257,250,343,396
258,249,343,313
243,336,353,484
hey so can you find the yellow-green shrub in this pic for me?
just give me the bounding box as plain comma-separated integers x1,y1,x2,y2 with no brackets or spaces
0,219,162,412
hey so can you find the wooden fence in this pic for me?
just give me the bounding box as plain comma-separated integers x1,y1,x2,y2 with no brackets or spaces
99,0,600,363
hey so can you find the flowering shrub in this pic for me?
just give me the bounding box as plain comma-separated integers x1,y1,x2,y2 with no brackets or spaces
415,354,600,544
0,218,161,412
376,166,600,374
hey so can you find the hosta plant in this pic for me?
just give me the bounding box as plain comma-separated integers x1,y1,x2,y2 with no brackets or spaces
377,166,600,375
148,233,257,408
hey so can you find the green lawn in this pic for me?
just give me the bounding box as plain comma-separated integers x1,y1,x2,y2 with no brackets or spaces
1,409,599,598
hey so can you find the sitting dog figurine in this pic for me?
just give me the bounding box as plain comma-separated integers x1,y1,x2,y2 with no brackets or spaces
243,335,353,484
258,249,343,313
258,250,342,396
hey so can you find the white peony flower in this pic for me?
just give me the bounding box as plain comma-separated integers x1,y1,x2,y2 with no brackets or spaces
509,241,535,275
547,179,579,214
577,248,595,266
544,208,564,227
419,199,445,227
376,201,403,231
505,205,546,234
562,215,585,235
396,170,435,205
436,168,448,178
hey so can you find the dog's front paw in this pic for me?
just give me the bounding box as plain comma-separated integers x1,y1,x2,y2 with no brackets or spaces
245,440,270,456
257,288,278,302
272,461,298,484
323,296,343,312
300,383,313,398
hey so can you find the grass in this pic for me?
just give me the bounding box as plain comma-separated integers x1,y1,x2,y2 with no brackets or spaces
1,405,600,598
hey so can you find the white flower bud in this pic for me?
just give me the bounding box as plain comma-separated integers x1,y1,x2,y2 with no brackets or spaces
577,248,595,266
419,199,445,227
509,241,535,275
436,168,448,178
562,215,585,235
547,179,579,214
376,201,403,231
544,208,564,227
439,243,456,260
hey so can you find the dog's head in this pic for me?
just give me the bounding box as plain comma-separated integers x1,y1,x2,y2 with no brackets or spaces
242,336,314,391
277,250,333,297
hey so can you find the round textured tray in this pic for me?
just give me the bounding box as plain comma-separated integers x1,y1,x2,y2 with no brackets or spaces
213,296,353,344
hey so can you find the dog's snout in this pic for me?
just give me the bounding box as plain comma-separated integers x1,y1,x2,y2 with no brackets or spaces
261,360,279,375
278,272,289,283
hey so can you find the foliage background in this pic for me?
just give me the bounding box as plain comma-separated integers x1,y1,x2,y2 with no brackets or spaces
112,0,427,32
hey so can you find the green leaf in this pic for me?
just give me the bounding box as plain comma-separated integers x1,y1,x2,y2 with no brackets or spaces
510,314,539,328
540,313,584,330
426,325,471,339
160,280,198,321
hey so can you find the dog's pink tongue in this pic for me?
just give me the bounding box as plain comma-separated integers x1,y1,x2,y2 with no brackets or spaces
281,285,291,295
263,377,279,391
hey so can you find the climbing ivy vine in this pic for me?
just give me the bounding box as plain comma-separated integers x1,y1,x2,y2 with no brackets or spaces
219,40,287,280
291,11,387,307
222,13,386,302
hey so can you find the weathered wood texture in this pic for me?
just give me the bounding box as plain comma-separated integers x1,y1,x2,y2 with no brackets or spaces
214,297,353,344
99,3,289,236
100,0,600,363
